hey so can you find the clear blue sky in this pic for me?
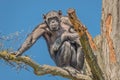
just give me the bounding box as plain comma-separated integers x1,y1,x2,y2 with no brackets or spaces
0,0,102,80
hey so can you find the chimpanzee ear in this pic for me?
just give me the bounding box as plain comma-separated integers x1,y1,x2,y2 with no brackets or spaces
43,14,46,19
58,10,62,16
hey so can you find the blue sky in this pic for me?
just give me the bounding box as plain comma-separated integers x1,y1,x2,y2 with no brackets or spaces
0,0,102,80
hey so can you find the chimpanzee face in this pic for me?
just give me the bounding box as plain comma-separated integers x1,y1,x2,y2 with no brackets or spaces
47,16,60,31
43,10,62,31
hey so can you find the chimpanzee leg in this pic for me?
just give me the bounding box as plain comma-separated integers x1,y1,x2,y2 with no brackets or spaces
70,46,77,68
76,47,84,71
54,40,84,71
56,41,72,67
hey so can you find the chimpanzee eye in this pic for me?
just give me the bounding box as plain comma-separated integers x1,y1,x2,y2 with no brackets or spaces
54,17,59,20
47,16,60,24
48,18,53,24
53,17,60,22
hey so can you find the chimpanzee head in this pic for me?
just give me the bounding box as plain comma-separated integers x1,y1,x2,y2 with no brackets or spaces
43,10,62,31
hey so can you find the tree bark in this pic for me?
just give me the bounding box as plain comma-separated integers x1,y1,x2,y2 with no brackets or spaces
0,51,92,80
97,0,120,80
67,8,105,80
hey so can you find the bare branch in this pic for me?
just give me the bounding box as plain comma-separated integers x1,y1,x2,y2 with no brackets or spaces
67,8,105,80
0,51,92,80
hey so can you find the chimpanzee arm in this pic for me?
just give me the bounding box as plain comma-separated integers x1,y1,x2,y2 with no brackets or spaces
52,31,79,52
61,31,79,42
16,23,47,56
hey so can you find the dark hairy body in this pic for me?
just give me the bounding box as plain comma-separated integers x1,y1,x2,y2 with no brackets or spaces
15,10,84,71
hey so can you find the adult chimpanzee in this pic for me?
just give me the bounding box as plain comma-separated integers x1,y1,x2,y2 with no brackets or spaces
15,10,84,71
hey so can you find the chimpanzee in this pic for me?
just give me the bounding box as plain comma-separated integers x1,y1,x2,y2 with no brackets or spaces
15,10,84,71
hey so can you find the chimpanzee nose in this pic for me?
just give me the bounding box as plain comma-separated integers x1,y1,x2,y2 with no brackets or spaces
53,27,56,29
52,21,55,23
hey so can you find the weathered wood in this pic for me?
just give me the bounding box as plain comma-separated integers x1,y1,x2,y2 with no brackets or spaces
101,0,120,79
67,8,105,80
0,51,92,80
105,14,116,63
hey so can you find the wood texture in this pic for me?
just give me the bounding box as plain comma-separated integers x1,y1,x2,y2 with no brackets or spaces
0,51,92,80
67,8,104,80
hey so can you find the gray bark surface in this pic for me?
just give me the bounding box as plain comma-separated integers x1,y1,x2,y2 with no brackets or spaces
95,0,120,80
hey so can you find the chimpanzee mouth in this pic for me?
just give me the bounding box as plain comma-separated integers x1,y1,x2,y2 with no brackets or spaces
52,27,59,31
52,28,58,31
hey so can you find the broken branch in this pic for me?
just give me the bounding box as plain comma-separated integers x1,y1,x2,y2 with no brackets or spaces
67,8,105,80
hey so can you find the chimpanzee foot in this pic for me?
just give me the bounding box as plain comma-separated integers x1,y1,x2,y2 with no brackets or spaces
62,66,80,77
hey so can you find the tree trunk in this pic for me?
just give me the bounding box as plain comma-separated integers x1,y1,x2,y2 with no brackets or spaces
97,0,120,80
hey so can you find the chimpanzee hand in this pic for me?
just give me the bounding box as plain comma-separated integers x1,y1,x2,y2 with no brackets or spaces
15,51,23,57
61,32,79,42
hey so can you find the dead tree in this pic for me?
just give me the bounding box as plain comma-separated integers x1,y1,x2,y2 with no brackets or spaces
96,0,120,80
0,0,120,79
